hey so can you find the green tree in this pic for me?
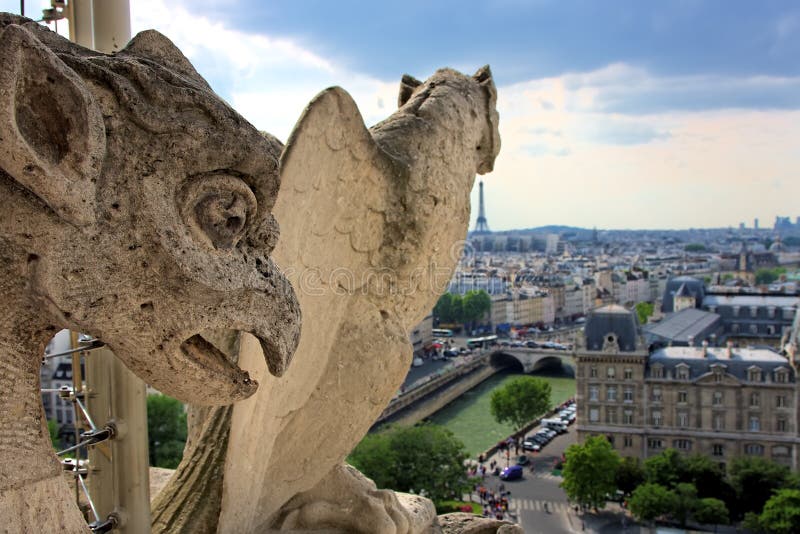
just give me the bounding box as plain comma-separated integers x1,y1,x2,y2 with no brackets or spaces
755,267,786,285
628,483,676,524
433,293,453,323
349,423,472,504
682,454,734,504
47,419,59,449
729,456,789,517
635,302,654,325
147,393,187,469
462,290,491,324
450,294,464,324
749,488,800,534
348,432,396,489
693,497,729,526
672,482,697,528
644,448,684,488
615,456,645,495
561,436,620,510
490,376,551,431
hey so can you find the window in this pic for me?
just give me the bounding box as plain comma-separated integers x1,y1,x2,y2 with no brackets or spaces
606,407,617,424
775,369,788,383
648,438,664,450
750,392,760,407
777,418,788,432
623,436,633,448
712,391,724,406
732,306,740,317
750,324,758,335
712,444,724,457
749,416,760,432
56,410,63,424
607,366,616,379
674,439,692,451
713,413,725,431
676,365,689,380
678,391,687,404
623,387,634,403
589,407,600,423
651,410,662,427
773,446,790,457
677,412,689,428
588,385,599,402
776,395,788,408
651,365,664,379
589,366,598,378
624,368,633,380
748,367,762,382
623,410,634,425
745,443,764,456
652,387,662,402
768,306,776,318
750,306,758,318
607,386,617,402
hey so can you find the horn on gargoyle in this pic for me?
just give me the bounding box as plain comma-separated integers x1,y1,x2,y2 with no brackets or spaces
0,24,104,227
121,29,212,90
398,73,422,107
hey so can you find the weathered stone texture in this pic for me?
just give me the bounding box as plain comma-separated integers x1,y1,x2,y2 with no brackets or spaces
0,14,299,531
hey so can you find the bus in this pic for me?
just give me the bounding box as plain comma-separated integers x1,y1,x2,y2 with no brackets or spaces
466,335,498,349
432,328,454,338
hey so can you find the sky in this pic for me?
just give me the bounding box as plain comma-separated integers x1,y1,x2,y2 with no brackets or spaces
6,0,800,231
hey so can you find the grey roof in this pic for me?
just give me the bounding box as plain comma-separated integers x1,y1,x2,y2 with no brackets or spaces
662,276,705,313
644,308,721,346
647,346,794,383
585,305,640,352
702,294,800,308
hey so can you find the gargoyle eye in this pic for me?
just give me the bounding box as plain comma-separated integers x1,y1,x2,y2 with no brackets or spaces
178,173,257,250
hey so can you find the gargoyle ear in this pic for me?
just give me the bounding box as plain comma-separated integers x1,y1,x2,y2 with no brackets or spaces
398,74,422,107
473,65,493,85
0,24,104,226
121,30,211,90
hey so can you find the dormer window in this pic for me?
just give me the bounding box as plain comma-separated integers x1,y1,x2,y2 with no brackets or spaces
750,306,758,318
607,366,616,379
651,365,664,379
732,306,741,317
767,306,776,318
710,364,726,383
774,368,789,384
748,366,763,382
676,364,690,381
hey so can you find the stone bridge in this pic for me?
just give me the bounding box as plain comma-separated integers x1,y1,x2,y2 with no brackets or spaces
489,347,575,374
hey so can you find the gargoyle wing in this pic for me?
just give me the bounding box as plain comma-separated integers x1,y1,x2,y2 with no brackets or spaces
277,87,401,289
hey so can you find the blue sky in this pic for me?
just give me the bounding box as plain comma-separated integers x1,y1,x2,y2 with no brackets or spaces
6,0,800,230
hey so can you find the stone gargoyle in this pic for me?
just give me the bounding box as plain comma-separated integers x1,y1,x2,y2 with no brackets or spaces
152,67,504,532
0,13,300,531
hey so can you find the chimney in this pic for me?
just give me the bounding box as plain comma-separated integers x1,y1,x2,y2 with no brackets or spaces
726,340,733,358
687,335,695,347
702,340,708,358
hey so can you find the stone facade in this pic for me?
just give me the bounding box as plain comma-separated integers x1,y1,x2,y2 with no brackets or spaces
576,307,800,469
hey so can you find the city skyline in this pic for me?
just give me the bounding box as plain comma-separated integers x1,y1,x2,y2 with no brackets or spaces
9,0,800,230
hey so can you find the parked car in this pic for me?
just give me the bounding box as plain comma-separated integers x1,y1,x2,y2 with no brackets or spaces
499,465,524,481
412,357,424,367
525,340,540,348
522,439,541,452
516,455,530,466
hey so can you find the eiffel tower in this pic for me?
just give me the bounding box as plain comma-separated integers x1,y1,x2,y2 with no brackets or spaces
473,180,491,233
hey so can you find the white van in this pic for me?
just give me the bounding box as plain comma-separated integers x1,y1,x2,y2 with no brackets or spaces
541,418,568,433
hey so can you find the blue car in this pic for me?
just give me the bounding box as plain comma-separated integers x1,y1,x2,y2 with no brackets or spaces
499,465,523,481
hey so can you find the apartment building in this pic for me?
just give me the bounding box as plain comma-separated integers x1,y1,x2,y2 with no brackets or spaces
576,305,800,469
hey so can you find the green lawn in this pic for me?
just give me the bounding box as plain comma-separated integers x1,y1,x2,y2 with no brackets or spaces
428,371,575,456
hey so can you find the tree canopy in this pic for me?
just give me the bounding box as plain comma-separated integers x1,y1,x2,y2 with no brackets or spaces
349,423,472,504
433,290,491,325
728,456,789,517
628,483,676,523
746,488,800,534
147,393,187,469
615,456,645,495
635,302,654,325
490,376,551,431
561,436,620,509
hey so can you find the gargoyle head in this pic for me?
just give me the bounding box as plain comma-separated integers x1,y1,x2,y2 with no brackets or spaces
0,15,300,405
398,65,500,174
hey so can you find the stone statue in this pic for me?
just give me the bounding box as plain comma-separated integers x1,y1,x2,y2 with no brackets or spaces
153,67,508,533
0,14,300,531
